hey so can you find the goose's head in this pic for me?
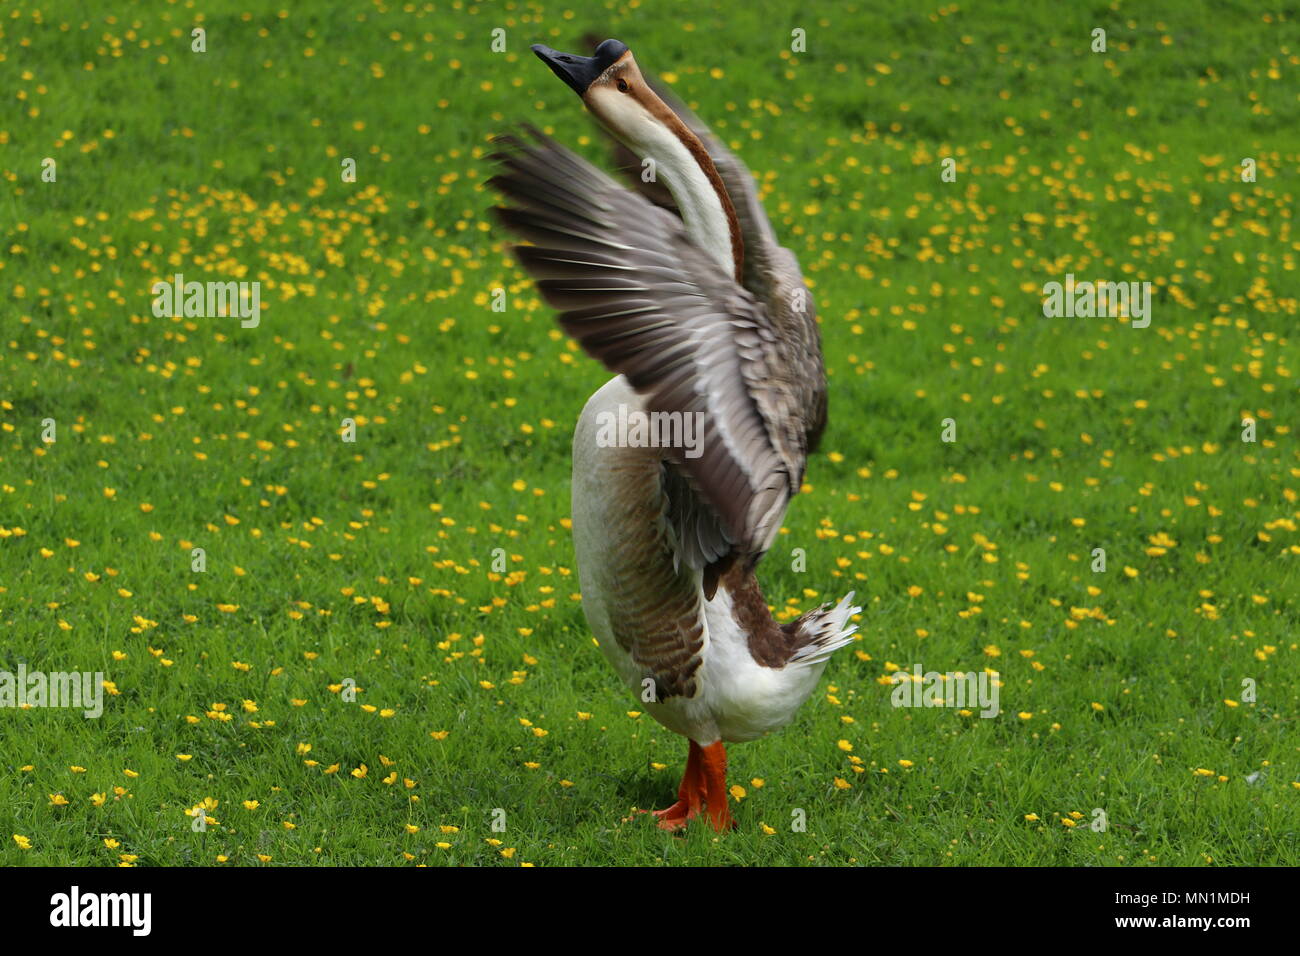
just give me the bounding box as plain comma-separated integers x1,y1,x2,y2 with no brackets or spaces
530,39,673,155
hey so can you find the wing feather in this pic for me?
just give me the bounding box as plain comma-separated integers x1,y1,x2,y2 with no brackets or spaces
490,127,818,574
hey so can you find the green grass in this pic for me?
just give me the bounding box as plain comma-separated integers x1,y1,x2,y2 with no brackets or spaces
1,0,1297,866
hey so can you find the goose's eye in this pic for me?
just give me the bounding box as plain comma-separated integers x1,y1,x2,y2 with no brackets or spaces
616,78,630,93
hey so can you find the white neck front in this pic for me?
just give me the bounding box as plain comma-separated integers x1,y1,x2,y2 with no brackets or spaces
588,81,740,276
645,127,735,275
596,93,736,276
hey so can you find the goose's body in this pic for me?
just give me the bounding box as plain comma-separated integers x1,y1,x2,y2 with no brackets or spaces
490,38,860,830
572,375,860,747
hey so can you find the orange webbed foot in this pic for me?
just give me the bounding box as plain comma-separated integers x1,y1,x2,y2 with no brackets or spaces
638,739,737,834
699,740,735,832
652,799,701,831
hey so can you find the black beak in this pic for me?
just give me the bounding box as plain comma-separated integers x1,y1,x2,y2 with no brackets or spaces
531,39,629,95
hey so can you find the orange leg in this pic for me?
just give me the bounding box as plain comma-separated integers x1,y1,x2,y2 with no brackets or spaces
652,740,706,830
698,740,735,832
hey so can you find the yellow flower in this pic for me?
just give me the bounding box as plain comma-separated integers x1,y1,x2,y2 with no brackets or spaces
1024,813,1039,822
13,834,32,850
898,759,914,768
243,800,260,810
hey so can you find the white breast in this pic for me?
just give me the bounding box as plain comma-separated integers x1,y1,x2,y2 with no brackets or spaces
698,587,830,743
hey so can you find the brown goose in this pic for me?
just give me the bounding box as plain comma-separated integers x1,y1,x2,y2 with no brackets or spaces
488,38,859,832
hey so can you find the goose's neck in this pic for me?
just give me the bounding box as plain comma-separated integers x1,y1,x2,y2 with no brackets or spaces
643,116,743,282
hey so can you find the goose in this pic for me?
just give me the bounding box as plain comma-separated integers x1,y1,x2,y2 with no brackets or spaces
488,37,861,832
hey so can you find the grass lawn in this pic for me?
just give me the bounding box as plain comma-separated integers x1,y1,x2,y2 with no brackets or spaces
1,0,1297,866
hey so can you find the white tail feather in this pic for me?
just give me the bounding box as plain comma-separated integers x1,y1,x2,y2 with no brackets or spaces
789,591,862,667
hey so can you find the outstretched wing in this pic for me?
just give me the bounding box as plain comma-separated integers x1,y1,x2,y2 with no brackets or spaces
489,128,814,586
